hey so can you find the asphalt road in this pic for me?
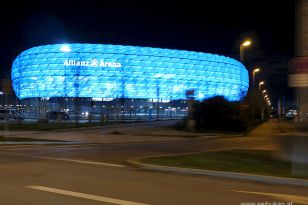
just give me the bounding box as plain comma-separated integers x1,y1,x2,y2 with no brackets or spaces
0,121,307,205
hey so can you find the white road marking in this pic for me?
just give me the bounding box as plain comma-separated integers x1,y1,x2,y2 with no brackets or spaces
0,144,42,149
0,151,125,168
27,185,150,205
0,146,50,151
37,156,126,168
2,144,86,151
230,190,308,204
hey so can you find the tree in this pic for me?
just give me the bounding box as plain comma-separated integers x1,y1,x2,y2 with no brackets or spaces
192,96,257,132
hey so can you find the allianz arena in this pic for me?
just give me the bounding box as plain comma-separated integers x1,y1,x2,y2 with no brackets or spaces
11,44,249,101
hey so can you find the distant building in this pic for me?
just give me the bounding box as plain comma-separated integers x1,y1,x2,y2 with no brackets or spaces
10,43,249,120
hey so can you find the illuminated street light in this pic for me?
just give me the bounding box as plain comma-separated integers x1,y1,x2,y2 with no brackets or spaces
253,68,260,73
242,40,252,47
259,81,264,90
0,91,3,107
252,67,260,86
262,90,267,100
240,40,252,62
258,81,265,121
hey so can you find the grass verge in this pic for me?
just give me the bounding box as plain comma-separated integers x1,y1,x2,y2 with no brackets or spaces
0,121,116,131
0,136,63,142
141,149,308,179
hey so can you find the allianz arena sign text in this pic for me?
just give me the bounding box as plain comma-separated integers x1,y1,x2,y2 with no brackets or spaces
64,58,122,68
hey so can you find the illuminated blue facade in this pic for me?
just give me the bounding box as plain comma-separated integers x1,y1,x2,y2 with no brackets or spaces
12,44,249,101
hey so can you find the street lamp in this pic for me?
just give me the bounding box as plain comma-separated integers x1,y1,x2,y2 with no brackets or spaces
258,81,264,90
240,40,252,62
258,81,265,120
261,89,267,101
252,67,260,86
0,91,4,108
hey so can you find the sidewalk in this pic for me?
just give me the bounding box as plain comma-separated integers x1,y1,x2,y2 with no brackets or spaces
245,121,296,138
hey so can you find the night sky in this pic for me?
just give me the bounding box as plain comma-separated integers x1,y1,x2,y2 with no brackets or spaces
0,0,296,106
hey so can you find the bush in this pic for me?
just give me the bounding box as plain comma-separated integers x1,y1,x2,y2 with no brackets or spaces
192,96,257,132
174,120,187,130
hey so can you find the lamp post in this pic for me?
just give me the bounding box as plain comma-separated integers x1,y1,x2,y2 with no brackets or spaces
262,90,267,103
258,81,265,120
264,95,269,107
259,89,267,121
259,81,264,90
240,40,251,62
252,67,260,87
264,95,271,120
250,67,260,118
0,91,3,108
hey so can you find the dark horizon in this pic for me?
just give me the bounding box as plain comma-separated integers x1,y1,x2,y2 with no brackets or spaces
0,1,295,56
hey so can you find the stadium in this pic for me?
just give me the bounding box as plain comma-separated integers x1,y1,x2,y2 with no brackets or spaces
11,44,249,121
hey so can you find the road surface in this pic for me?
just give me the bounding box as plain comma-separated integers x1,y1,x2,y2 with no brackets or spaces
0,121,307,205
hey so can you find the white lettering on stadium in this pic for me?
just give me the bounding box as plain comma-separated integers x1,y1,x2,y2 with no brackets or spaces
63,58,122,68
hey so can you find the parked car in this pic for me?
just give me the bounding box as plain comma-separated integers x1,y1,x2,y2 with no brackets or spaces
0,109,24,121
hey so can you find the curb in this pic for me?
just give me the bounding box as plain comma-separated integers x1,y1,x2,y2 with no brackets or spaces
127,157,308,187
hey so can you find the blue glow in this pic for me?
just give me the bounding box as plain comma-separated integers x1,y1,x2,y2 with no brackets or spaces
11,43,249,101
59,44,71,52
